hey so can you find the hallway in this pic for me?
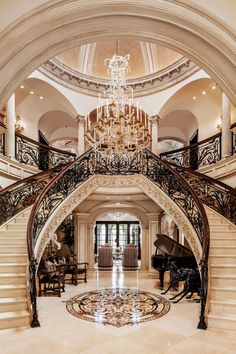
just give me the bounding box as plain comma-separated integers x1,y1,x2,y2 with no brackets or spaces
0,269,235,354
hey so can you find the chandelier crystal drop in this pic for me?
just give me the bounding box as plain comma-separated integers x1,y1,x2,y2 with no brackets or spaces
85,53,151,156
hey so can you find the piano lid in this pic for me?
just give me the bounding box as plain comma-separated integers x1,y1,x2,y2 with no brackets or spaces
154,234,194,257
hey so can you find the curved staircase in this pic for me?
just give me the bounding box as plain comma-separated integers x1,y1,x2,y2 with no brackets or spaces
206,207,236,331
0,209,30,330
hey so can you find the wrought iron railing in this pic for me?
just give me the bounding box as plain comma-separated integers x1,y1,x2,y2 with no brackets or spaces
170,163,236,225
0,165,67,226
15,133,76,170
160,133,221,169
232,123,236,155
27,149,209,329
0,132,5,154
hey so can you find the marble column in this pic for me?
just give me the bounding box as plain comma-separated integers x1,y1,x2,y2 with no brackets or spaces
140,224,149,271
147,213,160,271
73,212,90,263
221,92,231,158
150,115,160,156
76,115,85,156
87,223,95,270
6,94,16,158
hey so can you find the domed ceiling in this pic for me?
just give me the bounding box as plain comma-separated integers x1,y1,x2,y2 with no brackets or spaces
55,40,183,80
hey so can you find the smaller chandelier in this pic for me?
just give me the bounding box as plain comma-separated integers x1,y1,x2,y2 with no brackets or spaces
85,54,151,156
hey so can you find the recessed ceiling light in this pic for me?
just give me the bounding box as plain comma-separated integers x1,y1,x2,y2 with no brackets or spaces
20,85,24,89
39,96,44,100
202,91,206,95
212,85,216,90
193,96,197,100
30,91,34,95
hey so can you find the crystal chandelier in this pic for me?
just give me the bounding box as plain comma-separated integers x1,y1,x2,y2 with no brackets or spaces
85,54,151,156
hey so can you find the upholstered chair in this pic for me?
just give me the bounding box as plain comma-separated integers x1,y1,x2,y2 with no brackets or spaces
98,244,113,268
122,244,138,268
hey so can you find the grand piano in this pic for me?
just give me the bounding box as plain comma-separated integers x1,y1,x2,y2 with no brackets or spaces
151,234,197,289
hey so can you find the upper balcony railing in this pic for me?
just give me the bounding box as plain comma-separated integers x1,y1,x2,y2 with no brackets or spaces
0,132,5,155
160,133,222,169
15,133,76,170
232,123,236,155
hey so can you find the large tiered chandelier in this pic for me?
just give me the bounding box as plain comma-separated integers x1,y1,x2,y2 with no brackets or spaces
85,53,151,156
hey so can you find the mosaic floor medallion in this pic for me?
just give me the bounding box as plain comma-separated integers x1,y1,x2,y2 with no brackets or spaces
66,287,171,327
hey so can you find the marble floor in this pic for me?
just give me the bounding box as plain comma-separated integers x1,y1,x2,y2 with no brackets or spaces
0,267,236,354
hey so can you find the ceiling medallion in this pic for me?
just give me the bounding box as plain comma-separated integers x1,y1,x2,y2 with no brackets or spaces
85,54,151,157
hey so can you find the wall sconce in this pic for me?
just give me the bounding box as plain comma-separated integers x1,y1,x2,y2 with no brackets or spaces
217,118,222,131
15,115,24,134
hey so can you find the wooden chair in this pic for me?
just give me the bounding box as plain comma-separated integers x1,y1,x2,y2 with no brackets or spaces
38,261,65,297
64,256,88,285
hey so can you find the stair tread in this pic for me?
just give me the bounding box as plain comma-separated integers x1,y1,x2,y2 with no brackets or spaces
210,247,236,250
210,264,236,267
0,297,27,304
0,311,29,319
209,255,236,257
0,284,26,289
210,300,236,305
0,273,26,277
0,254,27,256
208,314,236,321
211,287,236,291
211,275,236,279
0,263,27,266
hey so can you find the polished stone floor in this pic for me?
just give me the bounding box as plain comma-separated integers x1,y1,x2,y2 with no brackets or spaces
0,267,236,354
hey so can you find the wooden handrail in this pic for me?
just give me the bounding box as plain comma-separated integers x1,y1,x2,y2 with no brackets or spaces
160,132,221,157
16,132,76,157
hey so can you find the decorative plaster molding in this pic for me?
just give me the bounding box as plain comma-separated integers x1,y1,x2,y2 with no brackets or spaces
39,58,199,97
35,174,202,265
0,0,236,109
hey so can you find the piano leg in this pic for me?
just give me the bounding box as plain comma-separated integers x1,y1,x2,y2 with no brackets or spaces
159,269,165,289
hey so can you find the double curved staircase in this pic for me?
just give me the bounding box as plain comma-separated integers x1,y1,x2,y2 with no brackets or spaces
0,149,235,331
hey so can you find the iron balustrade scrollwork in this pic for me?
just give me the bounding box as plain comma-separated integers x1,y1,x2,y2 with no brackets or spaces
232,131,236,155
0,132,5,155
170,164,236,225
28,148,209,329
15,133,76,170
160,133,221,169
0,166,64,226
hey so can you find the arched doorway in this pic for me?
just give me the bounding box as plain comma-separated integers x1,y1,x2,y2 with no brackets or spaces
94,211,141,260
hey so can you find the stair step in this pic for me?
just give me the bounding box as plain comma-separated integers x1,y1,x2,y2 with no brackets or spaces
210,287,236,301
210,264,236,276
0,311,29,330
210,300,236,317
211,239,236,247
0,231,26,237
13,217,29,224
211,230,236,237
208,314,236,331
209,255,236,264
0,298,28,312
0,245,27,254
0,285,27,298
0,237,26,245
210,275,236,287
0,254,27,263
210,224,233,231
207,218,228,225
210,247,236,255
0,263,27,273
0,273,26,285
6,224,27,231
